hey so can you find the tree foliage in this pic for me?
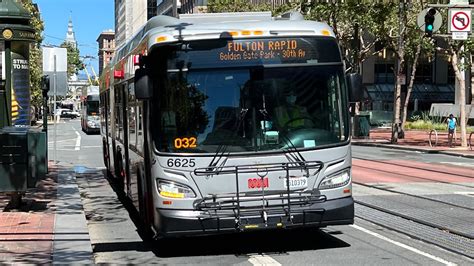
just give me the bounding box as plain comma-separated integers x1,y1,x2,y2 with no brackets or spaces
303,1,397,74
208,0,272,13
60,42,84,78
20,0,44,108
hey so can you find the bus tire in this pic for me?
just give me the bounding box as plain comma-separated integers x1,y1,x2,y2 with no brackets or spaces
115,151,125,189
137,168,154,238
102,139,109,170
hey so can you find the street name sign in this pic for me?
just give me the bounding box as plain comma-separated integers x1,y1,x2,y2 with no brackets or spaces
452,31,468,40
449,0,469,5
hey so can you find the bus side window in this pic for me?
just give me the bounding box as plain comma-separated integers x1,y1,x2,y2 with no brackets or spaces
128,83,137,148
136,102,143,153
100,94,106,133
115,85,124,142
106,91,112,137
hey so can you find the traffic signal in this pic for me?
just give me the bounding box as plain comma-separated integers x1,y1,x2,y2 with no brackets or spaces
424,8,437,37
41,75,50,97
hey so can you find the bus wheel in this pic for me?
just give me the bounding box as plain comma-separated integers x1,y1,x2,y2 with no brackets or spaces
116,152,125,189
102,139,109,170
137,169,153,237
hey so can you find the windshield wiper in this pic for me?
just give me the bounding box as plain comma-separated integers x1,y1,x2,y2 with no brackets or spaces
279,132,307,168
207,108,249,169
258,103,307,168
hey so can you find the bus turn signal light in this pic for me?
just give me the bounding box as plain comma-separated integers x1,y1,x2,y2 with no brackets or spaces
156,36,168,42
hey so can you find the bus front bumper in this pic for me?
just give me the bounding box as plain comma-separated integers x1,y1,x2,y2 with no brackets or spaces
154,196,354,237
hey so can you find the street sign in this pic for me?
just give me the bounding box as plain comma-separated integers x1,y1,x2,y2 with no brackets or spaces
417,8,443,33
449,0,469,4
452,31,469,40
449,9,471,32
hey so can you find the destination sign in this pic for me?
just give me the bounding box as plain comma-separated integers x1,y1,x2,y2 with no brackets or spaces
219,39,308,62
171,37,341,69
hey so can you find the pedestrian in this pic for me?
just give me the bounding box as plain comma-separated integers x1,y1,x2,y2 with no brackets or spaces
447,114,456,147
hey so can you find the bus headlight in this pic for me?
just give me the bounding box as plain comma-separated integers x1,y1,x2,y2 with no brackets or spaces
318,169,351,190
157,180,196,199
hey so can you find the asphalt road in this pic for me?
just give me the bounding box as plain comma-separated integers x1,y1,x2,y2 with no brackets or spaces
50,120,473,264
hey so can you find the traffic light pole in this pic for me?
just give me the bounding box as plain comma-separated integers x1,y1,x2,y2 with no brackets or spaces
42,94,47,133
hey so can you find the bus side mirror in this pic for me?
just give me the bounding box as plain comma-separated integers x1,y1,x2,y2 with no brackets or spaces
135,68,152,100
346,73,363,102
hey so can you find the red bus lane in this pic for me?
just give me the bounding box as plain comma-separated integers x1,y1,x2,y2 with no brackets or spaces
352,159,474,184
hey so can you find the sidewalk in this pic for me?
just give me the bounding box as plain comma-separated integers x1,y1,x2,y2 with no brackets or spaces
0,162,93,264
352,128,474,159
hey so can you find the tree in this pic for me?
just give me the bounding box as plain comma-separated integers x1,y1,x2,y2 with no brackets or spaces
447,39,474,147
373,1,429,143
60,42,84,78
207,0,272,13
20,0,44,109
304,1,397,74
400,2,436,129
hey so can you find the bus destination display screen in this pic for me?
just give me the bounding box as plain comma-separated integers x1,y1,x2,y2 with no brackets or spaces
220,39,307,62
172,37,341,69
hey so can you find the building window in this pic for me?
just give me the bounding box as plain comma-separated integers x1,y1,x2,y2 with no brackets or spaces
415,63,433,84
374,63,395,84
148,0,157,19
447,63,456,84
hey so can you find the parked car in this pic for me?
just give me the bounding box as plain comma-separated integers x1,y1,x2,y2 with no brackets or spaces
56,109,79,119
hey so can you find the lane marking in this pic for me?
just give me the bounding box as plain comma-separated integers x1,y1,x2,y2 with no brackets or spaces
440,162,474,168
74,130,81,151
453,191,474,197
351,225,457,266
248,254,281,266
48,138,77,144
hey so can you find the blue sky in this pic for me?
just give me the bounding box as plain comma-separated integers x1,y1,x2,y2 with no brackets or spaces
35,0,114,76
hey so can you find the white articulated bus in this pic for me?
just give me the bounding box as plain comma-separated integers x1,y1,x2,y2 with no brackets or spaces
100,12,361,238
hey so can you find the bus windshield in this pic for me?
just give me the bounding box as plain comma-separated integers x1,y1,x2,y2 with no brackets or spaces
153,38,348,154
86,101,99,116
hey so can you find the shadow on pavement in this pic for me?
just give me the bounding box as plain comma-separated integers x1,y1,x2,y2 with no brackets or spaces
91,227,350,258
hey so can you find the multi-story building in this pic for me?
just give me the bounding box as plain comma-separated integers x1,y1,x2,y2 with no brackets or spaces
96,30,116,76
114,0,147,48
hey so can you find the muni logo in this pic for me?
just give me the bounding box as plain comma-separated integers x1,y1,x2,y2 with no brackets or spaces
248,177,269,189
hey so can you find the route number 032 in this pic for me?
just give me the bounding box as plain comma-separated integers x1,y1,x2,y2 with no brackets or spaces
174,137,197,149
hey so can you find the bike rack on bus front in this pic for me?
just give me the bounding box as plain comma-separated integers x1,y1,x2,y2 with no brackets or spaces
193,160,326,231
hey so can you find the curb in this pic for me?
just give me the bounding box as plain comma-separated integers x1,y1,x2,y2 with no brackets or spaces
352,142,474,159
52,169,93,264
